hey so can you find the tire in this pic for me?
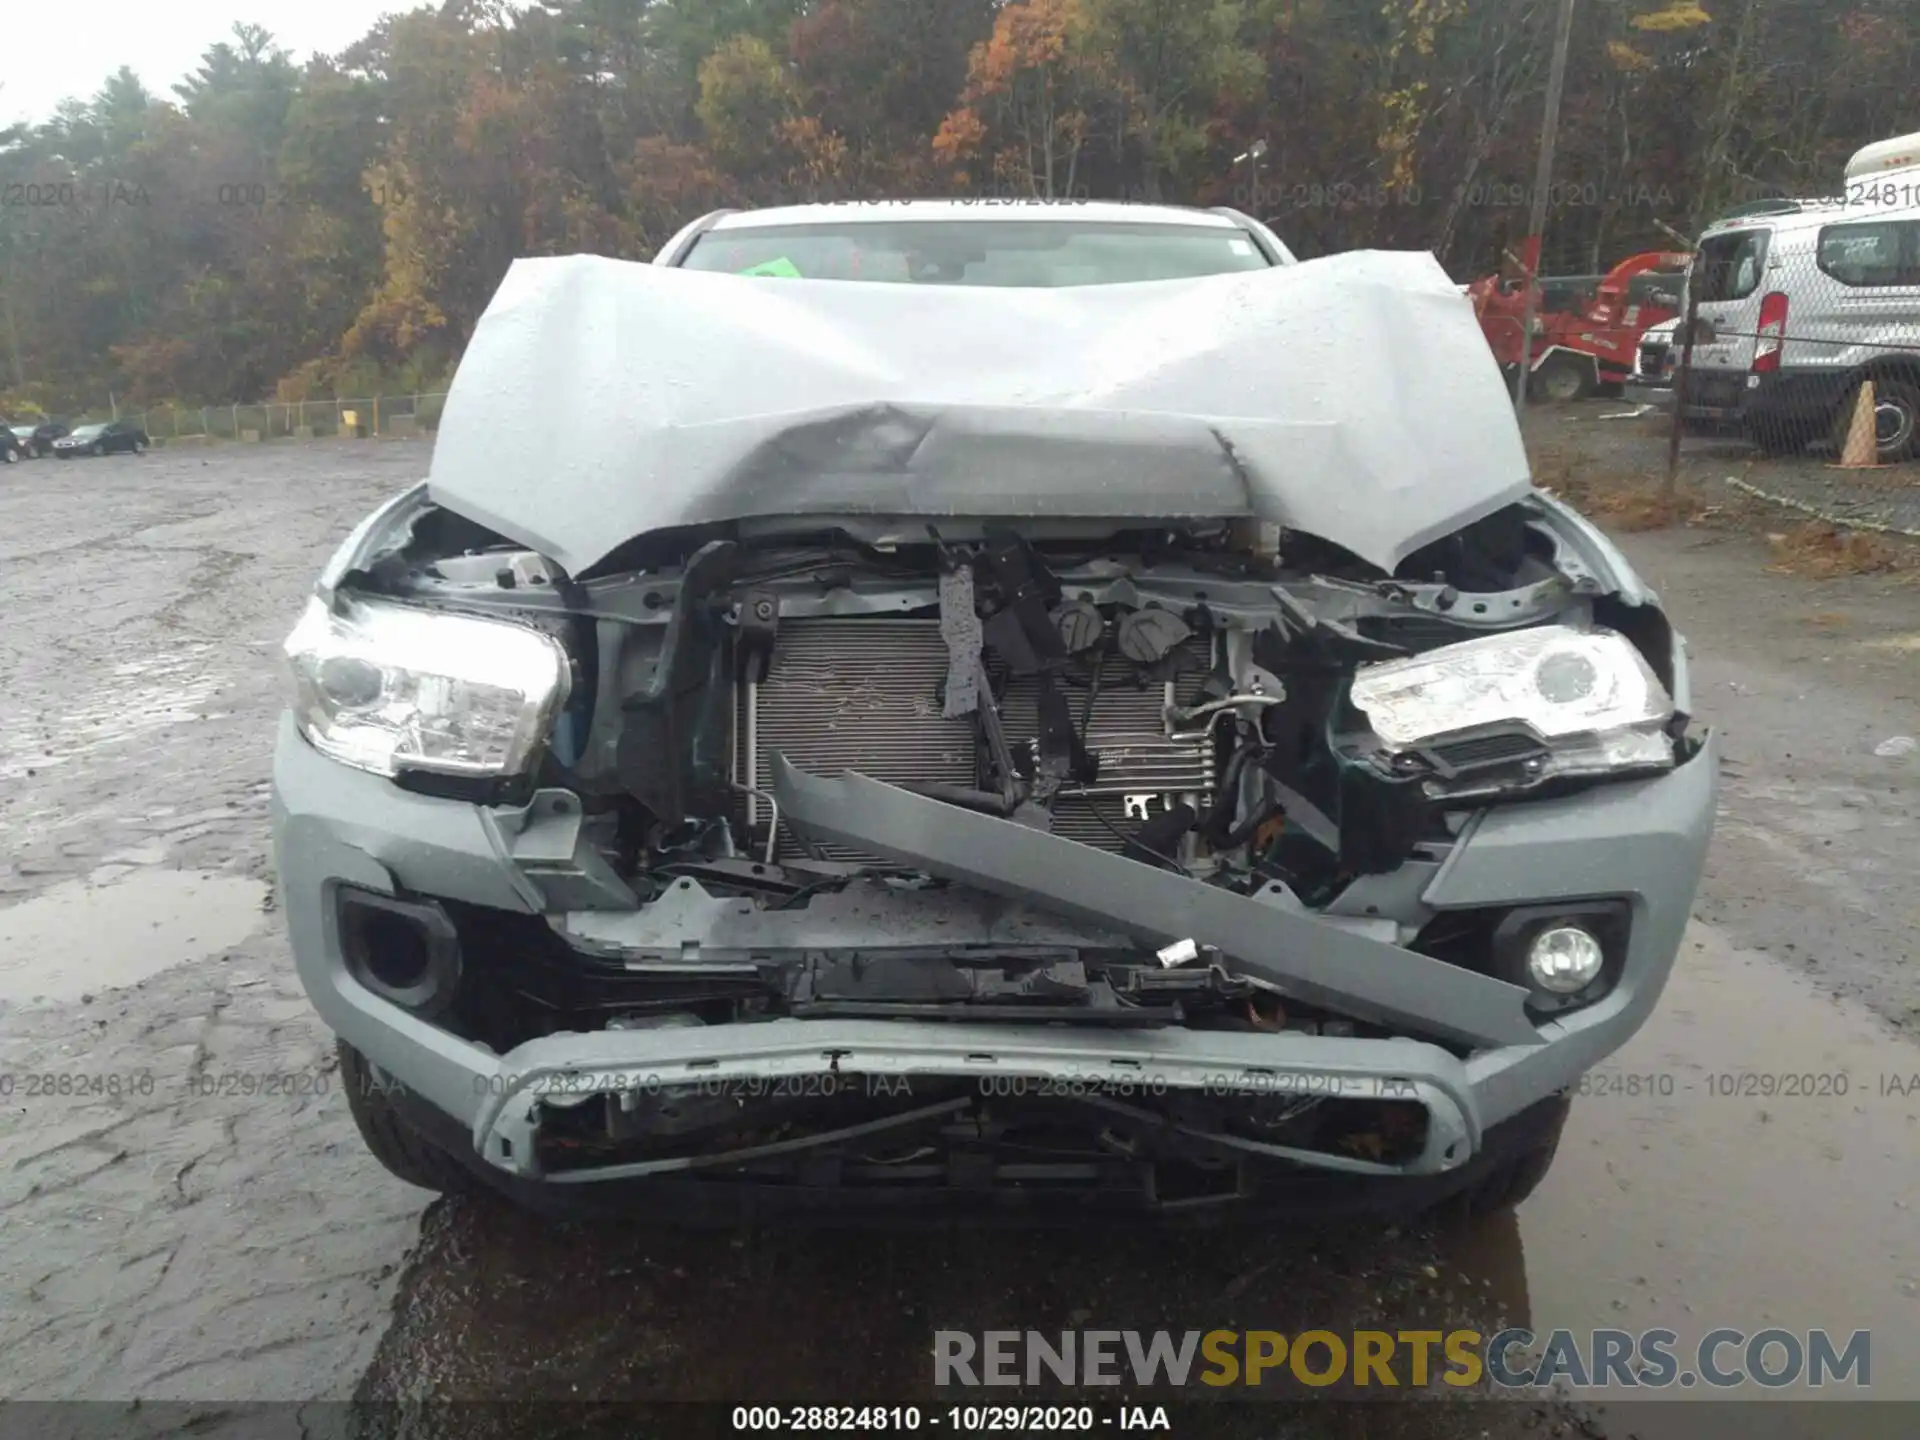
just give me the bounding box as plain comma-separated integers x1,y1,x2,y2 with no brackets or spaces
1533,353,1595,403
338,1039,474,1193
2,446,15,464
89,442,103,457
133,439,147,454
1455,1093,1571,1217
1830,376,1920,462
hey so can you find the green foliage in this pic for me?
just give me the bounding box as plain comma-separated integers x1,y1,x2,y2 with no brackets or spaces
0,0,1901,405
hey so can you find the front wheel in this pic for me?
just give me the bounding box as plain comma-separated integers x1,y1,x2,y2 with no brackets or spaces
2,446,15,464
338,1040,474,1193
1455,1093,1571,1217
132,439,148,454
89,442,103,457
1533,353,1596,403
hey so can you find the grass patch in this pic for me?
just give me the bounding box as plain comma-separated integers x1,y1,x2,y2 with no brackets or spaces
1549,470,1707,530
1764,523,1904,578
1531,444,1710,532
1584,487,1706,531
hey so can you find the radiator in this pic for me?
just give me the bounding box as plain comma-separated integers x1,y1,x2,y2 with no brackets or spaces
735,617,1215,859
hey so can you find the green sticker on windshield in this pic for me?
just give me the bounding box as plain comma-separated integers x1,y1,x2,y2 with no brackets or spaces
738,256,802,278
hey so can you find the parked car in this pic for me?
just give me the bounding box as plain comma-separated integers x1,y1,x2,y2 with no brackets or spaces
50,419,149,458
10,418,68,457
274,201,1715,1223
1680,195,1920,460
0,422,24,463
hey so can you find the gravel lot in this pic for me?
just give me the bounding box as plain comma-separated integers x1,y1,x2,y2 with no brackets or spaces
1,433,1915,1437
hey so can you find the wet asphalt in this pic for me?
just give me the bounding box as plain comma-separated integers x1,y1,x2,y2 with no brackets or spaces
0,424,1915,1436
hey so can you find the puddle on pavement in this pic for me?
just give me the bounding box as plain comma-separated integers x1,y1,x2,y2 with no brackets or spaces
0,643,226,782
1439,920,1920,1429
0,868,268,1003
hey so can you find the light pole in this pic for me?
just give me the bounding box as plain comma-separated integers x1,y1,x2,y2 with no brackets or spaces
1233,138,1268,210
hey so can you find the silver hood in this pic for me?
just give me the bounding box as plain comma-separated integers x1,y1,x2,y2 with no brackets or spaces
425,248,1532,577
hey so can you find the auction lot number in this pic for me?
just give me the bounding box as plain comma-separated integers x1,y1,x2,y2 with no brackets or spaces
733,1408,922,1430
731,1409,1105,1432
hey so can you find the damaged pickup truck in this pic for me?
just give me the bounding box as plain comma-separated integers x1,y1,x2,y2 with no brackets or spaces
272,206,1717,1221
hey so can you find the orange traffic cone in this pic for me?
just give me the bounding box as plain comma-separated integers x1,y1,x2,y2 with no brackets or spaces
1831,379,1889,469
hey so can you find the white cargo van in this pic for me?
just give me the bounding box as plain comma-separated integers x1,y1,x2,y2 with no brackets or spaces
1680,195,1920,459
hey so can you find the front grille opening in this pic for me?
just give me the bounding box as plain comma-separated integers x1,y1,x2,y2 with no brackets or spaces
527,1083,1431,1182
1233,1096,1431,1167
733,617,1217,861
434,899,773,1052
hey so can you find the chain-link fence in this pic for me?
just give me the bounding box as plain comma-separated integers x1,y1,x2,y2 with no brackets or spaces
51,393,451,444
1663,208,1920,460
1648,201,1920,535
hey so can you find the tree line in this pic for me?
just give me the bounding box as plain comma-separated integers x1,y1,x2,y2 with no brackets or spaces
0,0,1909,411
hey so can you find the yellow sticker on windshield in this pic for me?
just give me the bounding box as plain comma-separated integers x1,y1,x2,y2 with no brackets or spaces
738,257,802,278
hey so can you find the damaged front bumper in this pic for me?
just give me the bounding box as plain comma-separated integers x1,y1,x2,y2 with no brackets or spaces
273,706,1719,1212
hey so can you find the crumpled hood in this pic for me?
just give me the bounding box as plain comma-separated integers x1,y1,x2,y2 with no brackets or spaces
426,248,1532,577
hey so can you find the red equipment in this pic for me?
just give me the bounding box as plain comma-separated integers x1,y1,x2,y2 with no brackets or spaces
1468,250,1691,400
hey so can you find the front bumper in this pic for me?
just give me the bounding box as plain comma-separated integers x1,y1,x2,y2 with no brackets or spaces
1678,368,1852,433
272,713,1718,1209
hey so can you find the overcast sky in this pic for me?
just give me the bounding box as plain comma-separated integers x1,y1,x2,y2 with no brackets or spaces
3,0,412,127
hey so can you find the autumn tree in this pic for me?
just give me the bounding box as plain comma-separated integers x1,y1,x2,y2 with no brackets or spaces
696,34,846,200
934,0,1103,197
1082,0,1260,201
789,0,997,193
5,0,1919,409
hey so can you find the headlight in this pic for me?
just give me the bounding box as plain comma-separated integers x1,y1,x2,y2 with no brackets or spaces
1349,624,1673,781
284,595,570,778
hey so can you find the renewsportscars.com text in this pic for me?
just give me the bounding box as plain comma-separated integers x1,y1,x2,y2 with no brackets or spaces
933,1328,1870,1390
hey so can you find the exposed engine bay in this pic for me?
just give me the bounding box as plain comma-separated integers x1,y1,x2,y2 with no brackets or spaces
306,493,1692,1186
278,249,1717,1203
343,502,1669,959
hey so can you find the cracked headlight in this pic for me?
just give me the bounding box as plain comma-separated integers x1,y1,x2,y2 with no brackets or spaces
284,596,570,778
1349,624,1673,779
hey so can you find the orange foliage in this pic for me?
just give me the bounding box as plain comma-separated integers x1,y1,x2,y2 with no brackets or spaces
934,0,1092,191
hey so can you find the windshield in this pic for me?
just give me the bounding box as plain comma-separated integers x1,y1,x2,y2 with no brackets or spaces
69,424,105,439
680,220,1273,286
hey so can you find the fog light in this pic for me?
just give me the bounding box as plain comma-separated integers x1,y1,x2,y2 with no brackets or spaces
1526,925,1605,994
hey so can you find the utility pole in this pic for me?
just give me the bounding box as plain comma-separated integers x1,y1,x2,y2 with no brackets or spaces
1513,0,1578,410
